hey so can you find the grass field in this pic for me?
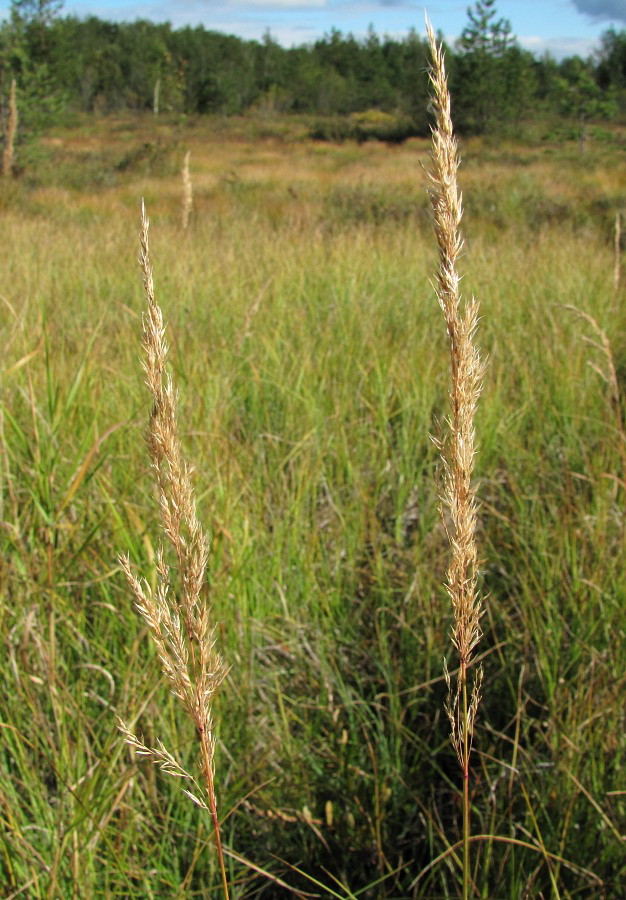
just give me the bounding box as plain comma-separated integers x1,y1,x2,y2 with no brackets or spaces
1,114,625,898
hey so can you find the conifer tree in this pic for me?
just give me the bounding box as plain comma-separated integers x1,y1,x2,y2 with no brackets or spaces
454,0,517,133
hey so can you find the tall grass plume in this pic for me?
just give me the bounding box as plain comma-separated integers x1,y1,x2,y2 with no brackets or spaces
426,19,485,899
118,201,229,897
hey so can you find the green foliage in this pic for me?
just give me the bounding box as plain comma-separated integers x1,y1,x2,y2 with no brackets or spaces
453,0,536,133
310,109,420,144
0,0,67,153
0,4,623,138
0,124,625,896
597,26,626,98
555,56,617,121
551,56,617,152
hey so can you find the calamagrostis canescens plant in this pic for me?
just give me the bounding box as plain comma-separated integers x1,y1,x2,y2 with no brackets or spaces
118,202,230,898
426,20,485,899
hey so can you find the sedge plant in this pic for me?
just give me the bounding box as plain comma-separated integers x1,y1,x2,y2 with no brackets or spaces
426,20,486,900
117,201,230,899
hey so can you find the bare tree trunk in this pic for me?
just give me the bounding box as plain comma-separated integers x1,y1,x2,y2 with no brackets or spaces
2,79,18,177
153,78,160,117
579,112,587,155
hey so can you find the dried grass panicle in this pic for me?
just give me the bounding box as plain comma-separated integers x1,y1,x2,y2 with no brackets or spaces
565,304,626,481
613,212,621,293
119,201,229,896
426,18,485,750
182,150,193,230
426,21,485,895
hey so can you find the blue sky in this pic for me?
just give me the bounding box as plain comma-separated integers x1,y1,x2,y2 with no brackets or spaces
2,0,626,58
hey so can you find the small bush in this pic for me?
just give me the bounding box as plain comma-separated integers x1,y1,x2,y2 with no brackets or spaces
310,110,417,144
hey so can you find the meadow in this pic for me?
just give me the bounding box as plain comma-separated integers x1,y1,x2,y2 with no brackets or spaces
1,112,625,897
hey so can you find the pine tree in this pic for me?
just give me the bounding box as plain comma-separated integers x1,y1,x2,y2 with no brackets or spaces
454,0,516,133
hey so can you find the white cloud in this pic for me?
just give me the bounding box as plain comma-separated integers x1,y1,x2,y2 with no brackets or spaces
214,20,322,43
65,0,328,29
179,0,327,8
228,0,327,6
519,33,599,59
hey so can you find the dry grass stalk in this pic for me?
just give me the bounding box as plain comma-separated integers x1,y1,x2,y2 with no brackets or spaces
614,212,621,293
236,280,270,352
182,150,193,230
118,201,229,897
565,304,626,482
426,19,485,898
2,79,17,178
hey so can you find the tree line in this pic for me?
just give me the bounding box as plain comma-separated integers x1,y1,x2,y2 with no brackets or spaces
1,0,626,138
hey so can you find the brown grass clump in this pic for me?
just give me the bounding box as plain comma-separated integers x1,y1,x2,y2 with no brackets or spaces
426,20,485,898
118,201,230,897
2,78,17,178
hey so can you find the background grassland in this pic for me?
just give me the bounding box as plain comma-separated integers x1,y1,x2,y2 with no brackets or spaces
1,117,625,898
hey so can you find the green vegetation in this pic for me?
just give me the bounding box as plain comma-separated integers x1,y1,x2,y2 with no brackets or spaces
0,107,624,896
1,0,626,143
1,8,626,893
